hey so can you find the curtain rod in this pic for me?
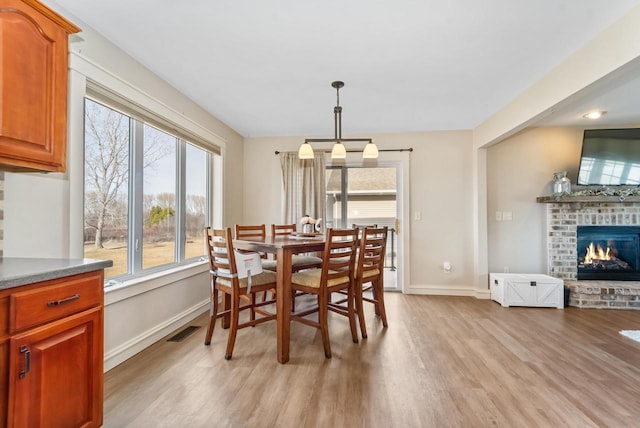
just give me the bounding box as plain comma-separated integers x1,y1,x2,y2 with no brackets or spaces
274,148,413,155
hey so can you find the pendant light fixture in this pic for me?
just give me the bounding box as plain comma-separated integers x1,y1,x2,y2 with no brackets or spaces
299,81,378,160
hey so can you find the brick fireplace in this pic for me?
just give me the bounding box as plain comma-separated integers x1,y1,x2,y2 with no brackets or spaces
545,199,640,309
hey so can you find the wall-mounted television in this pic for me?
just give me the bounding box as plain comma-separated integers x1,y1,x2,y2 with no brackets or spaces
577,128,640,186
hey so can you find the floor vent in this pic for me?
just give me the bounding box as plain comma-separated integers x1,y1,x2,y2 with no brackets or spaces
167,326,200,342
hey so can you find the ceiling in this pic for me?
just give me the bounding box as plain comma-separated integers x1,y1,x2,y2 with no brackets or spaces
46,0,640,137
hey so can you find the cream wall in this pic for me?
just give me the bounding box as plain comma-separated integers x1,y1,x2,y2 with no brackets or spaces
244,131,481,296
4,0,245,370
486,125,640,276
486,127,583,274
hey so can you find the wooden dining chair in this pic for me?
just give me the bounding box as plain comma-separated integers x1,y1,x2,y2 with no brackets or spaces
204,227,278,360
289,227,359,358
353,226,389,339
234,224,277,271
271,223,323,269
271,223,324,311
334,225,388,338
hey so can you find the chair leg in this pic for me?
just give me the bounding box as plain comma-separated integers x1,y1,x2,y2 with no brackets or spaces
355,281,367,339
371,284,381,316
222,293,231,329
374,280,388,328
250,293,256,323
225,294,241,360
347,284,359,344
291,290,297,312
318,292,332,358
204,287,218,345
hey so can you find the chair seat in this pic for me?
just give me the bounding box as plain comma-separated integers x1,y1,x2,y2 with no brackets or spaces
291,268,350,288
260,256,320,272
292,255,322,268
261,259,278,271
216,270,278,288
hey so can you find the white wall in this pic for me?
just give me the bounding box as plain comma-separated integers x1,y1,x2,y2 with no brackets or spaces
244,130,481,296
5,1,246,370
473,4,640,149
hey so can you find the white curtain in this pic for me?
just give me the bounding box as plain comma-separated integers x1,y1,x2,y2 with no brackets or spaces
280,152,326,225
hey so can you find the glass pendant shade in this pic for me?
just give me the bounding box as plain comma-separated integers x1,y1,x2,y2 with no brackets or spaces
331,142,347,159
362,141,379,159
298,142,314,159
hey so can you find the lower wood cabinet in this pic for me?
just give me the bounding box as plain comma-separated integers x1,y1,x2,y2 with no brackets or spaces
0,270,104,427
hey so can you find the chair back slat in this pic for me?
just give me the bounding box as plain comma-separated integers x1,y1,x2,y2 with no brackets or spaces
235,224,269,259
322,227,358,285
235,224,266,239
271,223,296,236
206,227,239,283
357,226,388,280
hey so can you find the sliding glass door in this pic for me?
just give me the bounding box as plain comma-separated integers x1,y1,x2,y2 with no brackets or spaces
326,166,399,290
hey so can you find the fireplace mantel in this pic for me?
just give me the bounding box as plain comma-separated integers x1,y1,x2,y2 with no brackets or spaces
537,195,640,203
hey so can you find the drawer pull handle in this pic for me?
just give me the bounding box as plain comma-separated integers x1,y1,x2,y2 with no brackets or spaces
47,294,80,307
19,345,30,379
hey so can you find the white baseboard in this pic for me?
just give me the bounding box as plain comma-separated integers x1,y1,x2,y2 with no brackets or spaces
104,299,209,372
406,284,491,299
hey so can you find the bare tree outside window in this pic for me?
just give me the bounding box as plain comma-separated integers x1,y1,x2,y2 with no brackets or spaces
84,100,130,251
84,99,185,277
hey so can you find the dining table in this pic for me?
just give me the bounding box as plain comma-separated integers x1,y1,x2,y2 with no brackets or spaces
232,233,326,363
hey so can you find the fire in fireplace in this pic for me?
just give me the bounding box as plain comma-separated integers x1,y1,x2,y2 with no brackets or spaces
577,226,640,280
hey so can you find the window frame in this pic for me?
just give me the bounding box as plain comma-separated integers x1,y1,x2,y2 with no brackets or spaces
83,90,218,284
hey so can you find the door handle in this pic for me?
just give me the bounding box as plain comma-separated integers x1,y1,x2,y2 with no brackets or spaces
47,294,80,307
19,345,30,379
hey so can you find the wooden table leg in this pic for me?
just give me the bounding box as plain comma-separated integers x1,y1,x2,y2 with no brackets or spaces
276,247,292,363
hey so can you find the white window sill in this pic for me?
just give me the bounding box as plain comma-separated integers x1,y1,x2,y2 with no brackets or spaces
104,260,208,306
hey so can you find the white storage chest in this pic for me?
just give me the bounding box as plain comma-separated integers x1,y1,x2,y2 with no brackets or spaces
490,273,564,309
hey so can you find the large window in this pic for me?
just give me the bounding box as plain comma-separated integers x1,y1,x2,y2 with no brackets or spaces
83,98,215,281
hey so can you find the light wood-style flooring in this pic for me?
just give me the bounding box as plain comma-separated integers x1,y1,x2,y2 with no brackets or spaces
104,294,640,427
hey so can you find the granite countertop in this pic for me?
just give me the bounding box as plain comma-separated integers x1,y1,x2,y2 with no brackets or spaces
0,258,113,290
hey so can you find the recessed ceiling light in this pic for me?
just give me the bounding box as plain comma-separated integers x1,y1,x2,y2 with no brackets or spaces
582,110,607,120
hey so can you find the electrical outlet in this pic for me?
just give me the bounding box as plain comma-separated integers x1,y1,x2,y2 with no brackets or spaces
495,211,502,221
503,266,510,273
502,211,513,221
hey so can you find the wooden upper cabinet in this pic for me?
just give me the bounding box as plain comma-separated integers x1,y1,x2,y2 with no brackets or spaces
0,0,80,172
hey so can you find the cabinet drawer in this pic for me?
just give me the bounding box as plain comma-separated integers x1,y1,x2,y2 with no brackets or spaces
9,272,103,332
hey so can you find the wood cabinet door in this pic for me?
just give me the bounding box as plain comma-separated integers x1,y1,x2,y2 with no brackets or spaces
7,307,103,428
0,0,78,172
0,339,8,427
